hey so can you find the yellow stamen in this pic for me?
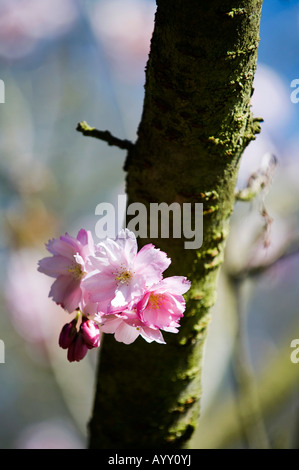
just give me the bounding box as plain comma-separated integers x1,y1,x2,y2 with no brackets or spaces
148,293,164,309
68,263,85,280
115,269,133,285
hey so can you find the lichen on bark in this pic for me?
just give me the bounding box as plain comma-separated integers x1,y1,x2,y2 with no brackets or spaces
88,0,263,449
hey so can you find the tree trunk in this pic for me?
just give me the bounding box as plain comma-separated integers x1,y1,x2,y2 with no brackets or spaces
88,0,263,449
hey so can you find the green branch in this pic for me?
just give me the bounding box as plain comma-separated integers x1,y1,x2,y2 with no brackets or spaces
76,121,134,151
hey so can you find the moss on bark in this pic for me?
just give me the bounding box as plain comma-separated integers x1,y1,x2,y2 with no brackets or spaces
88,0,263,449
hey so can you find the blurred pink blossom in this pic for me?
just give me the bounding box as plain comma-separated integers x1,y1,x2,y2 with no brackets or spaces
5,249,66,344
0,0,78,59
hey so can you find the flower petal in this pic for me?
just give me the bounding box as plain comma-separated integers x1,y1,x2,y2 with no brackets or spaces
46,235,77,259
83,271,116,303
100,316,123,334
140,326,166,344
38,255,71,278
49,275,82,312
153,276,191,295
114,321,140,344
134,244,171,288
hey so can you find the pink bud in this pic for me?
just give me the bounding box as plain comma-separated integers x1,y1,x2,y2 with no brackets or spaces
67,333,88,362
58,319,77,349
80,319,100,349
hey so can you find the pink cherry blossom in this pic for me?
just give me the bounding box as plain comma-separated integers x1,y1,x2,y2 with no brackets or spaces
83,229,171,313
136,276,191,332
96,308,166,345
38,229,95,313
37,226,192,359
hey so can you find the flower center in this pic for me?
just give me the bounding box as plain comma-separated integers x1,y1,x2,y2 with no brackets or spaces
148,293,164,309
115,268,133,285
68,263,85,280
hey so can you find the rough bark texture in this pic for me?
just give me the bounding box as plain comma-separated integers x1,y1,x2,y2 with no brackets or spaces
88,0,263,449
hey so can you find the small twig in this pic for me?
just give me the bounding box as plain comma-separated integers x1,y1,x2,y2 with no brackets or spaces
235,153,277,202
235,153,277,248
76,121,134,151
229,236,299,283
235,177,266,202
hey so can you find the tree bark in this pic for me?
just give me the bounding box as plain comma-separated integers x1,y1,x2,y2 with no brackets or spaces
88,0,263,449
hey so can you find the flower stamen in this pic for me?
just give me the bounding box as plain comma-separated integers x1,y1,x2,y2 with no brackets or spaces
115,268,133,285
148,293,164,309
68,263,85,280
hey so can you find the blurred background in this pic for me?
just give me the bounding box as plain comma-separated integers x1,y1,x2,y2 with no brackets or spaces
0,0,299,449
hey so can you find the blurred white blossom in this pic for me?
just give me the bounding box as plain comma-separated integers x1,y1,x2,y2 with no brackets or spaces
89,0,156,83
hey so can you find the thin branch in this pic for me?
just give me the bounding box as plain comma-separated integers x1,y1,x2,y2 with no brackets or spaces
235,178,266,202
231,279,271,449
235,153,277,202
76,121,134,151
229,236,299,282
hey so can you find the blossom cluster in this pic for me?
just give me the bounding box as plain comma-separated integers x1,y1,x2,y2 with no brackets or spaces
38,228,191,362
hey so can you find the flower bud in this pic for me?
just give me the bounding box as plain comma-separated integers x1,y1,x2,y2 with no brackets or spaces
80,319,100,349
67,333,88,362
58,319,77,349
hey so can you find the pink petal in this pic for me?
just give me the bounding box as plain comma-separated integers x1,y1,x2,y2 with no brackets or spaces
49,275,82,312
100,316,123,334
109,283,141,311
79,230,95,259
98,236,130,267
135,291,151,313
79,291,99,316
38,255,71,278
163,325,179,333
142,303,172,328
82,271,116,303
109,289,128,310
116,229,138,264
165,293,186,315
114,322,140,344
76,229,89,246
87,254,110,270
46,235,78,259
140,326,166,344
154,276,191,295
134,244,171,287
